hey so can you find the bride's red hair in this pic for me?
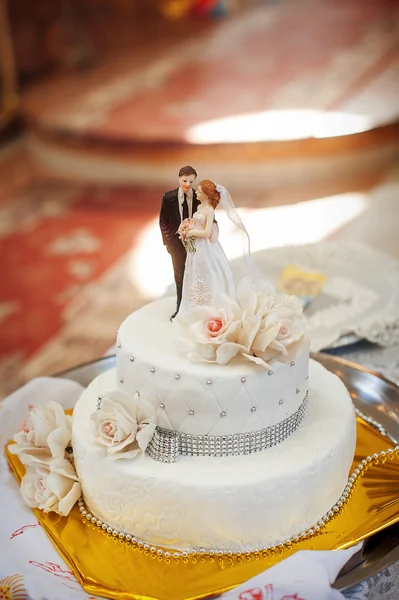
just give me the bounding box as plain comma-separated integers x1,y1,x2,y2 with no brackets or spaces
199,180,220,209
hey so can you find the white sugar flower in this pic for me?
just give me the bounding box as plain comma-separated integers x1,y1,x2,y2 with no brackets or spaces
91,389,156,459
20,457,81,517
237,278,306,367
177,293,246,365
9,401,72,466
177,277,306,368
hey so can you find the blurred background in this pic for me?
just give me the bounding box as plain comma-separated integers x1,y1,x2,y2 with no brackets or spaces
1,0,399,397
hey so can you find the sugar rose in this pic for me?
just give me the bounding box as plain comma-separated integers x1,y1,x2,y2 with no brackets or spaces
20,457,81,517
91,389,156,459
178,278,306,368
237,279,306,367
9,401,72,466
177,294,246,365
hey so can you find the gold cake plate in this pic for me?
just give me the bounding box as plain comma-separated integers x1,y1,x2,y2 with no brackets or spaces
6,354,399,600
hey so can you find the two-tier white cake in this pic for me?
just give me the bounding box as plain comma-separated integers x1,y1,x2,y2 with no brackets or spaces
72,295,356,552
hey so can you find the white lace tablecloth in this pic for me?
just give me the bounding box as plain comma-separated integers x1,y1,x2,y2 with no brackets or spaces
254,242,399,353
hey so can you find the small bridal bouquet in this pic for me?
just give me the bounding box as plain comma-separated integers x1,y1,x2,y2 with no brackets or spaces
178,218,196,253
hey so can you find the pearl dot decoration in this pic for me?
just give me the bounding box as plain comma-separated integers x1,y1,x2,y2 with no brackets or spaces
130,357,134,362
150,368,155,373
117,342,121,349
206,379,212,385
290,361,295,366
175,374,180,380
268,370,273,376
79,444,399,561
120,378,124,385
160,403,165,409
241,377,246,383
251,406,256,412
189,410,194,416
220,411,226,417
279,399,283,405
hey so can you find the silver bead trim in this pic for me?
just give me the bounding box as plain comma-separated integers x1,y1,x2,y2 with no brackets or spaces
296,388,300,394
146,428,179,463
130,357,134,362
147,396,308,460
268,370,273,376
96,396,102,411
290,361,295,366
355,408,398,444
279,399,283,405
189,409,194,416
79,444,399,559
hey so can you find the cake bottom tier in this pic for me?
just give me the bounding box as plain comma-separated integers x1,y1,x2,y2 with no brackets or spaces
72,359,356,552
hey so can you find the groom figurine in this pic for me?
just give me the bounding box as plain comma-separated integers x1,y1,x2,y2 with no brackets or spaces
160,165,200,321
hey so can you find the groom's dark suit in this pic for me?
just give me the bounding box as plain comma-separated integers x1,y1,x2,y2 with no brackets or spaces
160,188,200,311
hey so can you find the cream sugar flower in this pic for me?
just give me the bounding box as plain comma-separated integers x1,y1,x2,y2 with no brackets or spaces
9,400,72,466
237,277,306,367
177,293,246,365
91,389,156,459
20,458,81,517
178,277,306,368
8,401,80,516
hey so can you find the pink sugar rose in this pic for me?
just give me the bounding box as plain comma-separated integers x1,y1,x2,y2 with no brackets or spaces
236,279,306,367
8,401,72,467
178,277,307,368
205,317,224,336
177,294,246,365
20,458,81,517
91,389,156,459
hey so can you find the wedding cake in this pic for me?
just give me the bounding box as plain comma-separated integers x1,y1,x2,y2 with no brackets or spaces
69,278,356,553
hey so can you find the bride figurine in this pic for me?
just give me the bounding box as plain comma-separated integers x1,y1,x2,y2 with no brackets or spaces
178,179,241,313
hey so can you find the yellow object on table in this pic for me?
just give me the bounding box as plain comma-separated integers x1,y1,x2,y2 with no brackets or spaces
277,264,327,308
6,415,399,600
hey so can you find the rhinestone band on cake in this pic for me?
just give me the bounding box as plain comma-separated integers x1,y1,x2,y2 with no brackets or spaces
146,395,308,462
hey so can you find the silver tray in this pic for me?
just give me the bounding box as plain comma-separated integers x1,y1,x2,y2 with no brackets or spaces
57,353,399,593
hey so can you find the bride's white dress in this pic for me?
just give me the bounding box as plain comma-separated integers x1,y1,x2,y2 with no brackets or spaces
180,211,235,312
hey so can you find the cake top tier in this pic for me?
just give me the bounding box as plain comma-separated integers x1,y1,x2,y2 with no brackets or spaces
118,296,272,378
118,282,307,376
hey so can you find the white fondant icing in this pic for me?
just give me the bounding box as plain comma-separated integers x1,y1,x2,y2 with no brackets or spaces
72,359,356,552
116,298,310,435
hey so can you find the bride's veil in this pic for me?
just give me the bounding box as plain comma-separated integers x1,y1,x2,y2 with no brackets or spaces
215,184,274,290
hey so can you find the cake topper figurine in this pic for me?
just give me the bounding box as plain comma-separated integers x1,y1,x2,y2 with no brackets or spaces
160,166,200,321
178,179,235,314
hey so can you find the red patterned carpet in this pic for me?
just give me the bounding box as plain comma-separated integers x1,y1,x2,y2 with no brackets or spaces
3,0,399,397
0,167,163,396
23,0,399,144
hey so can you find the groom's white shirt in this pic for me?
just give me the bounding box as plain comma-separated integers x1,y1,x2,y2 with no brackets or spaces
178,187,194,221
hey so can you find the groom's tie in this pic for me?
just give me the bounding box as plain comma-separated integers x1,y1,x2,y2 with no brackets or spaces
182,193,189,221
